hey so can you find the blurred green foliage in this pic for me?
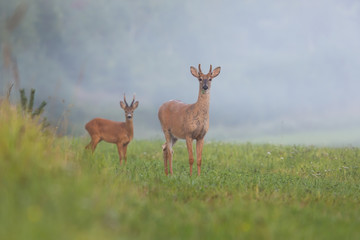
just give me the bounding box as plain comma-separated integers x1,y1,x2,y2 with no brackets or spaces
19,88,46,116
19,88,49,128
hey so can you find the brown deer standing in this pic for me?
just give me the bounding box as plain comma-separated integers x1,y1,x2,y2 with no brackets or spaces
158,64,221,176
85,94,139,165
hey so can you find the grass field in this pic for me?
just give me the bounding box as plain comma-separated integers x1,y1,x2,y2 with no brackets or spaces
1,104,360,240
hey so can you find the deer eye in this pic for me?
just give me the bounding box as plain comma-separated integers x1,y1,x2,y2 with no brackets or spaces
209,78,212,81
199,78,202,81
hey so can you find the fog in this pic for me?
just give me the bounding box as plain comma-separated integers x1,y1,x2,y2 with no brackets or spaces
1,0,360,145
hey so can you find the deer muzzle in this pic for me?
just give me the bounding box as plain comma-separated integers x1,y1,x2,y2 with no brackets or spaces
202,79,209,91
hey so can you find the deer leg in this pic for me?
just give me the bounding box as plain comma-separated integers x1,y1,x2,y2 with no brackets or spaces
186,137,194,176
91,136,101,153
165,142,174,175
117,143,124,165
85,141,92,150
162,131,175,175
169,137,177,175
123,143,129,164
196,138,204,176
162,143,169,175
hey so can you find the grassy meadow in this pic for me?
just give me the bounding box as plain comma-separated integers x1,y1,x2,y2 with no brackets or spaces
1,103,360,240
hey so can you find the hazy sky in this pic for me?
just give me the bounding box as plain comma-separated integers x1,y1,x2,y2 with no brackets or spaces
2,0,360,145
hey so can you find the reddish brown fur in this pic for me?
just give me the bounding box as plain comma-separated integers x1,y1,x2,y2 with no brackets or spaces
85,95,139,165
158,64,221,176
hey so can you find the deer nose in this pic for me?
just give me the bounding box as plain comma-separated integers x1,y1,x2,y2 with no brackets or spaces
127,114,132,119
202,85,208,90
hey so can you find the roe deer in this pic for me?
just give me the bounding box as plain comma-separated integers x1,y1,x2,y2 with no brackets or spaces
85,94,139,165
158,64,221,176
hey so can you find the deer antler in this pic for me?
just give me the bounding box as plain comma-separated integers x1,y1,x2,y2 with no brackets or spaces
130,94,136,106
198,64,203,74
209,65,212,73
123,93,129,107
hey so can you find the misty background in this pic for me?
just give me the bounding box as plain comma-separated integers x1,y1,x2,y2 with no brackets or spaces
1,0,360,145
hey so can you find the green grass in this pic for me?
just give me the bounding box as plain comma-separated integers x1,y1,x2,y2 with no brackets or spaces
1,104,360,240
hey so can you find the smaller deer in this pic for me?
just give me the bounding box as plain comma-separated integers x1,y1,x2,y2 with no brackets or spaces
85,94,139,165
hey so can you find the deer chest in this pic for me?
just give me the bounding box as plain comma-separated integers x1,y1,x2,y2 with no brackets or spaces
187,114,209,139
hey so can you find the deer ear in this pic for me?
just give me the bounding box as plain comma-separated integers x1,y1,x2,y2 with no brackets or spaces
190,66,199,78
132,101,139,109
120,101,126,109
211,67,221,78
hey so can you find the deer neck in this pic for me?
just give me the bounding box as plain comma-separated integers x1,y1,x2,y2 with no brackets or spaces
125,119,134,137
195,89,210,113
